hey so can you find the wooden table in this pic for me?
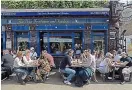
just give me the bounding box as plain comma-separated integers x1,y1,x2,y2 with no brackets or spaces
70,61,89,68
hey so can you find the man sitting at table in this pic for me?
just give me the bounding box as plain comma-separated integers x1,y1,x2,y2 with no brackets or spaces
80,49,95,83
117,52,132,84
59,49,76,85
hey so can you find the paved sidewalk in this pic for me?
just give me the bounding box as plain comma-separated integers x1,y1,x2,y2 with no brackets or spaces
1,70,132,90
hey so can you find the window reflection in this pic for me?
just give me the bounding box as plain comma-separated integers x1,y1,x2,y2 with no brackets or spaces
49,36,72,54
93,36,105,51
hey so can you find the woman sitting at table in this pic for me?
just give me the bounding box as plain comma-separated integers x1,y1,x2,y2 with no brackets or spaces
13,51,28,85
96,50,104,68
97,52,114,80
36,50,51,82
22,50,37,76
59,49,76,85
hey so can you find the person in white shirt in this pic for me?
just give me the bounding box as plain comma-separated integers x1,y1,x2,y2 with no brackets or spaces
92,50,98,82
96,50,104,68
13,51,28,85
80,49,96,83
80,49,96,71
23,50,37,75
114,51,122,62
30,47,38,60
98,52,115,80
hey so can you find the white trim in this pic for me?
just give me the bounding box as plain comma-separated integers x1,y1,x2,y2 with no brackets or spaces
1,8,110,12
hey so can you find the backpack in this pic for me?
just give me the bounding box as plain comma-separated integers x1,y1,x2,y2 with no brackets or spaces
75,75,84,87
79,68,93,81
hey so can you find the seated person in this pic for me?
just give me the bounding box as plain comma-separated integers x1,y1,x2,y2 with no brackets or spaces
116,52,132,84
59,49,76,85
13,51,28,85
1,50,14,79
96,50,104,68
36,51,51,82
23,50,37,76
97,52,114,80
42,50,55,67
30,47,38,60
114,50,122,62
80,49,96,83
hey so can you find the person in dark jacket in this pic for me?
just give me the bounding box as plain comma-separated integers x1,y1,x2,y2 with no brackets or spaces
60,49,76,85
1,50,14,78
117,52,132,84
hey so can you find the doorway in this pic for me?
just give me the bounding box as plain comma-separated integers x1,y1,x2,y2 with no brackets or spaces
91,31,107,53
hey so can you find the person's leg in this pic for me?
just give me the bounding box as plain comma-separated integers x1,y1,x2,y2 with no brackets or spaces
36,69,43,81
121,73,124,82
27,67,34,75
63,68,76,82
92,72,98,82
14,68,28,84
118,67,125,84
118,68,124,81
2,67,11,79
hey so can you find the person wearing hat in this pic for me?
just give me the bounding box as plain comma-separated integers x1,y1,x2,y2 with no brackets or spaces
116,52,132,84
30,47,38,60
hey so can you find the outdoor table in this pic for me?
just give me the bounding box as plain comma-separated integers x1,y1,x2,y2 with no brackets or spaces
71,59,88,68
21,61,39,82
112,64,125,81
70,61,89,74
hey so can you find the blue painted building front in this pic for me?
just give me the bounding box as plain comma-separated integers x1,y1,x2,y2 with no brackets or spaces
1,8,110,66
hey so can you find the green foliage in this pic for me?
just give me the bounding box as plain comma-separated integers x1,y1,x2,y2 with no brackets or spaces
1,1,109,9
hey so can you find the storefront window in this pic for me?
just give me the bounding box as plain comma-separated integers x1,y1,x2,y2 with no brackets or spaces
93,36,105,51
49,36,72,54
16,32,29,51
17,37,29,51
41,32,83,55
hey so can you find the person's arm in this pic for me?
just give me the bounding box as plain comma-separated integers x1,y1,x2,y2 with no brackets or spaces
107,59,114,67
80,54,83,62
23,56,31,65
35,52,37,57
15,58,25,67
49,55,55,67
1,56,4,66
67,56,72,66
17,46,20,53
120,61,129,67
90,57,96,71
29,57,33,62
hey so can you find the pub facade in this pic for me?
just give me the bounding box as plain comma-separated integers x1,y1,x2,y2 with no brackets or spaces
1,8,117,67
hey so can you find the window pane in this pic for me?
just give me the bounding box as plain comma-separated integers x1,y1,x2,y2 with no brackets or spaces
49,36,72,54
93,36,105,51
17,37,29,51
